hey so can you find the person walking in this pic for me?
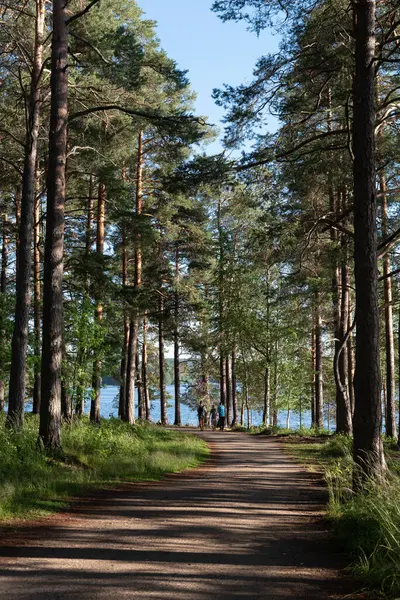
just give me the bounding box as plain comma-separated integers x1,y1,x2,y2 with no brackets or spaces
197,401,206,430
218,402,226,430
210,403,218,430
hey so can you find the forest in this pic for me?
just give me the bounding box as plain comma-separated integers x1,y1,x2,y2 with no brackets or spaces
1,0,400,594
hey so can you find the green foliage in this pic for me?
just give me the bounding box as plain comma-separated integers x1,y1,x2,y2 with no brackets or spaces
0,414,208,520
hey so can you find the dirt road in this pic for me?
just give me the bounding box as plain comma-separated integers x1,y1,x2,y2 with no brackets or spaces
0,431,358,599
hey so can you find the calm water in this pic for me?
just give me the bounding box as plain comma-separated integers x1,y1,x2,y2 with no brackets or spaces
87,386,330,430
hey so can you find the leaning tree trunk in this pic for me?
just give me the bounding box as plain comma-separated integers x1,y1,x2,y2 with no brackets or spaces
352,0,385,483
8,0,45,429
39,0,68,449
380,172,397,439
32,173,41,414
90,182,105,424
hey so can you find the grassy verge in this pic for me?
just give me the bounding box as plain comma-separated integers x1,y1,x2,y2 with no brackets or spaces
0,414,209,521
284,434,400,598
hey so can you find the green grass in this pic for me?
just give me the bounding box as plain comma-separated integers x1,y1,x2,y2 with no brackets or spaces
284,434,400,597
0,414,209,521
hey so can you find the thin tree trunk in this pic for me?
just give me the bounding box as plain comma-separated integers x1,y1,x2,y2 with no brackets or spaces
273,339,279,427
32,174,41,414
352,0,385,482
225,355,231,428
174,250,181,425
119,224,128,419
311,323,316,427
1,213,8,293
136,346,142,419
39,0,68,449
262,366,270,426
159,294,167,425
142,316,151,421
125,318,138,424
231,348,238,427
347,297,355,416
8,0,45,429
336,228,352,435
314,294,324,429
380,172,397,438
90,182,105,424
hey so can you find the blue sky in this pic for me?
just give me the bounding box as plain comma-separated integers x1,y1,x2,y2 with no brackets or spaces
139,0,280,151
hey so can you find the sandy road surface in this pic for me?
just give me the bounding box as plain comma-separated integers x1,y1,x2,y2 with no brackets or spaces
0,431,358,599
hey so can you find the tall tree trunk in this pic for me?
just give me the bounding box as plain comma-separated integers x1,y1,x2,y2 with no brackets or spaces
231,348,238,427
119,224,129,419
32,174,41,414
174,250,181,425
352,0,385,482
311,324,316,427
158,294,167,425
136,347,142,419
15,187,21,255
336,227,353,434
8,0,45,429
90,182,105,424
217,197,226,408
39,0,68,449
1,213,8,293
225,355,231,428
347,297,355,416
142,316,151,421
314,294,324,429
380,173,397,438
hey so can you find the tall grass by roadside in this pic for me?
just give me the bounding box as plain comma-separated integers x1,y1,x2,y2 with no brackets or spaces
285,433,400,597
0,414,208,521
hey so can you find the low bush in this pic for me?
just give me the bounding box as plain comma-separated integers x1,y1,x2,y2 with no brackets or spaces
0,414,208,520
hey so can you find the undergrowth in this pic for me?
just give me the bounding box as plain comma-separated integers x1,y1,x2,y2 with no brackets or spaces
0,414,208,521
285,433,400,598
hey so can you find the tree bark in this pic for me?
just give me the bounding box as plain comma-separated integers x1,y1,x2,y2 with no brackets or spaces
136,346,142,419
119,224,129,419
39,0,68,449
380,172,397,438
311,323,316,427
32,173,41,414
262,366,270,426
8,0,45,429
352,0,385,483
90,182,105,424
158,294,167,425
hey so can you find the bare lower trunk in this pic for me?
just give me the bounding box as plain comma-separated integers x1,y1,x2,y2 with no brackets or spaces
158,296,167,425
8,0,45,429
352,0,385,483
136,347,142,420
0,381,4,412
119,315,130,419
262,366,270,426
142,316,151,421
347,298,355,416
33,177,41,414
336,233,352,435
1,213,8,293
39,0,68,449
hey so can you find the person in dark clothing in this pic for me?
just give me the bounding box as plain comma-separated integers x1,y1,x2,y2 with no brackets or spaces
197,401,205,430
210,404,218,430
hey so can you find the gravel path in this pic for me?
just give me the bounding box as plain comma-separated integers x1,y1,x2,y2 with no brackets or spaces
0,431,359,599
